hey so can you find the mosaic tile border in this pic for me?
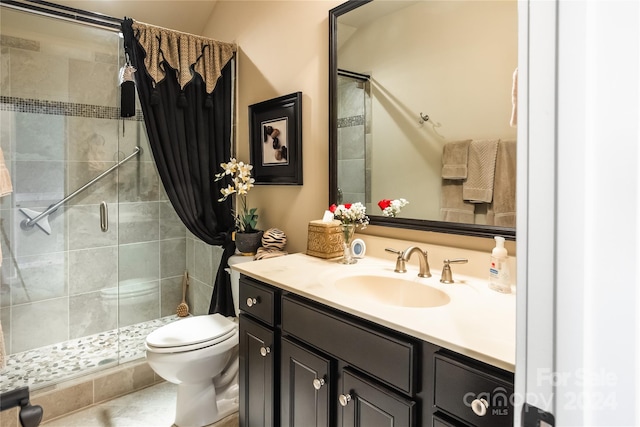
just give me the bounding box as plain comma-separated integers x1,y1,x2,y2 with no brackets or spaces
338,115,365,128
0,96,143,121
0,315,178,394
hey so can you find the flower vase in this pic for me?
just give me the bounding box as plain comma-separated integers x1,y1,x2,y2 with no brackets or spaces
234,230,264,256
340,223,357,265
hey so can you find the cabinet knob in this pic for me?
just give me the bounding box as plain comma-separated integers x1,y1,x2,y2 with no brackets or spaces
471,398,489,416
259,346,271,357
338,393,352,407
312,378,325,390
246,297,259,307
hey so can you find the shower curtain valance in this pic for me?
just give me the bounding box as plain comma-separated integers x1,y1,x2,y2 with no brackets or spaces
131,20,236,96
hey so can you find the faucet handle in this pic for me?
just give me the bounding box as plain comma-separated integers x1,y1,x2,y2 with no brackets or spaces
440,258,468,284
445,258,468,265
385,248,406,273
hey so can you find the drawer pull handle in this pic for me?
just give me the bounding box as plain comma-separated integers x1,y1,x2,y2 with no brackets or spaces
471,398,489,416
338,393,352,407
259,346,271,357
312,378,325,390
246,297,259,307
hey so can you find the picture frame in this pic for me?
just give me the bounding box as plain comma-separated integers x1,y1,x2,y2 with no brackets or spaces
249,92,303,185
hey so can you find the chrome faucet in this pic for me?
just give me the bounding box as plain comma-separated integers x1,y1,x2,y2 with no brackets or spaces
385,246,431,278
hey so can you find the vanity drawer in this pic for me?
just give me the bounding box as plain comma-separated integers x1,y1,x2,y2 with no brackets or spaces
281,295,417,395
239,276,278,326
434,354,514,427
432,415,459,427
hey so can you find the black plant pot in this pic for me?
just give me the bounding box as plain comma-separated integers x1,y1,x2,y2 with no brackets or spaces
234,230,264,255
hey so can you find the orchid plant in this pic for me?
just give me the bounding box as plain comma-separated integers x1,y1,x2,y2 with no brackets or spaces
214,158,258,233
378,198,409,218
329,202,369,228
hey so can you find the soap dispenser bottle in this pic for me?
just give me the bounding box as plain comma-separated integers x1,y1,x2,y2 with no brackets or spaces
489,236,511,293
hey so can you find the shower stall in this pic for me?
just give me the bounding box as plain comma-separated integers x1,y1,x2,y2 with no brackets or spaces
0,3,189,393
336,70,371,210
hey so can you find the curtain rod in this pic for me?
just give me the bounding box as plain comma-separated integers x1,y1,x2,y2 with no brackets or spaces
0,0,122,32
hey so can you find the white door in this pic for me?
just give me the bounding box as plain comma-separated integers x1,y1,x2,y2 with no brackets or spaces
516,1,640,426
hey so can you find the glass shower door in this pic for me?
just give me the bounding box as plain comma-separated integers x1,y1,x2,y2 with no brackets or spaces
1,7,124,392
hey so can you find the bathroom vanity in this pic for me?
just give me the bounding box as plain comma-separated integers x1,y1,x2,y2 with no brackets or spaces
234,253,515,427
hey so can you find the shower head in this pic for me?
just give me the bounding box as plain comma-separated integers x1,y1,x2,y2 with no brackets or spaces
19,208,52,235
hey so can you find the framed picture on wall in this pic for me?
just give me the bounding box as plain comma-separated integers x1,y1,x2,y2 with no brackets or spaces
249,92,302,185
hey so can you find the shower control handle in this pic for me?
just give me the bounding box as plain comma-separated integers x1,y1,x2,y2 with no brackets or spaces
246,297,260,307
260,346,271,357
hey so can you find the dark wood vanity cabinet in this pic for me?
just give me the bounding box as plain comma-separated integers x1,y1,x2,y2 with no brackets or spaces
281,294,419,427
238,275,514,427
280,337,332,427
238,277,280,427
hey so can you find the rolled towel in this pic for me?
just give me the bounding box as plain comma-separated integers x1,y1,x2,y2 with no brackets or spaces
255,247,288,260
261,228,287,250
463,139,499,203
441,139,471,180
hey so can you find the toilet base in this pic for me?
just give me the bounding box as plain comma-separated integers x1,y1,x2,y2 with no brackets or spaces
174,379,239,427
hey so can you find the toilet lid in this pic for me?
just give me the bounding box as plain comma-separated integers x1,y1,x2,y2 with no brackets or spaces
146,314,236,348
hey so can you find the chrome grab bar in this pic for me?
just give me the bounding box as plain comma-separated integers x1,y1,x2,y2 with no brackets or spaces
20,147,142,234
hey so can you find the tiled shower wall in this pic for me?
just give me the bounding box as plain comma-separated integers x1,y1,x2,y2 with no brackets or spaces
0,22,198,358
336,75,371,207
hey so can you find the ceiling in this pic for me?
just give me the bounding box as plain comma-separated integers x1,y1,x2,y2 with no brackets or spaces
50,0,219,35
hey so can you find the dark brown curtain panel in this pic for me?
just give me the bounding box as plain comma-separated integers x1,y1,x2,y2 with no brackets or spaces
122,18,237,316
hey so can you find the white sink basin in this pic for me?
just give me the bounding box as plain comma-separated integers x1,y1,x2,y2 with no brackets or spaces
334,275,450,308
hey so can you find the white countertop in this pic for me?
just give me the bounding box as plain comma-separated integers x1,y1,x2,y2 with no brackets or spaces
232,252,516,372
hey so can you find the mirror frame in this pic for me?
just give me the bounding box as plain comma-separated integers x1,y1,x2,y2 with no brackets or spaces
328,0,516,240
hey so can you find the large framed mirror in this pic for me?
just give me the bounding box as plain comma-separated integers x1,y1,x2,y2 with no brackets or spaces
329,0,517,240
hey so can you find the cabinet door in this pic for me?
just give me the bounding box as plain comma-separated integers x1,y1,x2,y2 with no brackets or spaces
281,337,332,427
239,315,276,427
339,370,416,427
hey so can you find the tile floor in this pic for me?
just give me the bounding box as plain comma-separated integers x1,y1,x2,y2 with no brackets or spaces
41,381,239,427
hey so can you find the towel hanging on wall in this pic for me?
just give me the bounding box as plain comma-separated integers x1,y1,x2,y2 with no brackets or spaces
463,139,499,203
510,67,518,127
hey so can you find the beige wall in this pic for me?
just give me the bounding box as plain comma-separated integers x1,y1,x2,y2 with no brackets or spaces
202,0,343,254
202,0,512,255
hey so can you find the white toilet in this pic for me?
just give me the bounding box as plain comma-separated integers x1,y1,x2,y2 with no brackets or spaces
145,255,253,427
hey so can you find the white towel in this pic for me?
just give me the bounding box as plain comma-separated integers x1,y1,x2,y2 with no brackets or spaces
463,139,499,203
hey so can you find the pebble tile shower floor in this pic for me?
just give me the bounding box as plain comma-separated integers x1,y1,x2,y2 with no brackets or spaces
1,316,178,394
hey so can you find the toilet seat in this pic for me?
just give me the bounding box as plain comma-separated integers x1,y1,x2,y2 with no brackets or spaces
146,314,237,354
